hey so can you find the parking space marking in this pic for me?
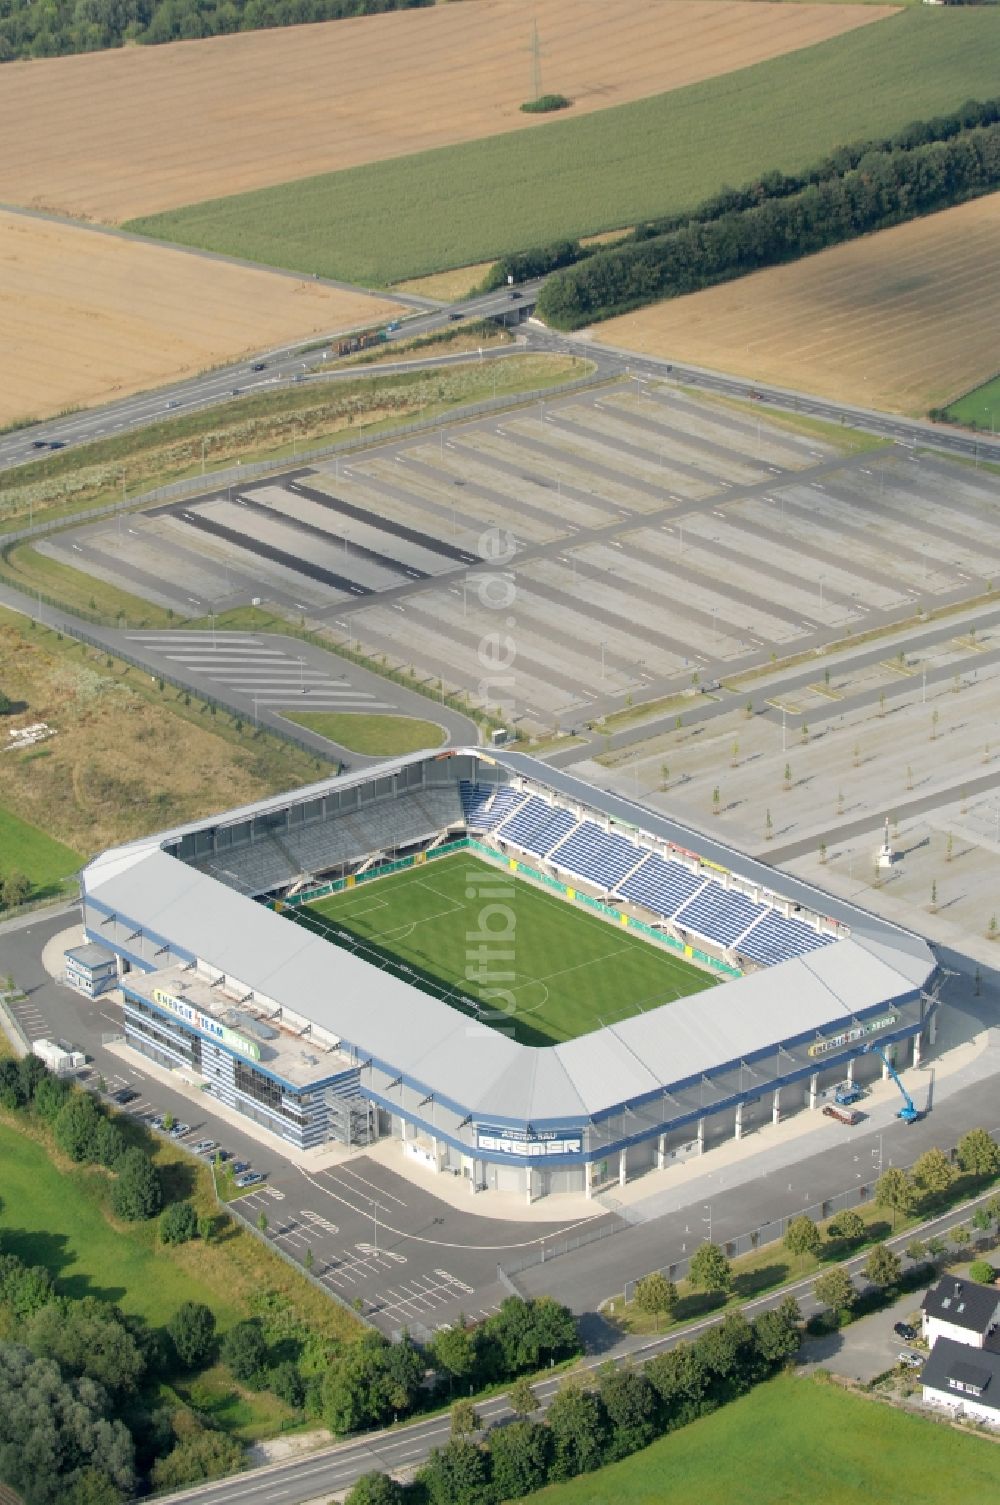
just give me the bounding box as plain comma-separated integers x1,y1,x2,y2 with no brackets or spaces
330,1163,408,1208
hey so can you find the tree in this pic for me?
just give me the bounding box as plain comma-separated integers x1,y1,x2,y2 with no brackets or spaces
598,1364,658,1460
54,1092,103,1163
508,1376,538,1418
644,1341,708,1429
633,1271,677,1330
0,871,30,909
111,1147,161,1221
956,1128,1000,1179
431,1323,478,1387
969,1260,996,1285
695,1312,764,1397
160,1200,198,1246
270,1360,306,1410
31,1072,70,1123
753,1301,801,1365
168,1302,216,1370
221,1321,267,1384
951,1224,972,1248
488,1419,550,1501
875,1167,915,1228
912,1146,957,1200
546,1381,608,1480
826,1209,865,1246
688,1241,732,1294
784,1216,821,1267
417,1438,491,1505
813,1266,856,1315
256,1210,268,1234
864,1243,902,1290
26,1297,146,1395
151,1427,243,1489
345,1474,406,1505
450,1398,480,1438
0,1345,136,1503
92,1118,126,1169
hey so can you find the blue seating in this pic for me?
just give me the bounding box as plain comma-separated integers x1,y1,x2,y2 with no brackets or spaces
738,911,832,966
460,782,525,832
548,821,644,889
617,854,705,917
495,794,576,857
674,884,767,949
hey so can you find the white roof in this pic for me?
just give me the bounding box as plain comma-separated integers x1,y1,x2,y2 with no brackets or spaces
82,751,936,1126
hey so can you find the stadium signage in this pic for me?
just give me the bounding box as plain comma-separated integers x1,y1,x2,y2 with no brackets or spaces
152,987,261,1062
476,1124,582,1157
806,1013,898,1058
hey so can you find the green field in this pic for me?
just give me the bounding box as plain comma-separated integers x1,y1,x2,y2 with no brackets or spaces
303,853,714,1046
0,1121,240,1330
0,803,83,900
944,373,1000,430
282,711,445,756
125,11,1000,285
525,1374,1000,1505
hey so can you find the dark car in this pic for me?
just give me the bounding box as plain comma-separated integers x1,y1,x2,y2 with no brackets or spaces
232,1160,250,1175
509,290,522,300
112,1088,139,1106
447,312,463,321
894,1322,917,1341
251,361,267,371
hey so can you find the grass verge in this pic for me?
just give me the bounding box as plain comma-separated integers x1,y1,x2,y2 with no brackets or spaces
282,711,446,756
523,1373,1000,1505
0,803,83,899
943,373,1000,431
123,12,1000,285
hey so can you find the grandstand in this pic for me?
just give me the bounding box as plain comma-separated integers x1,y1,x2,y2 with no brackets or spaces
79,748,939,1200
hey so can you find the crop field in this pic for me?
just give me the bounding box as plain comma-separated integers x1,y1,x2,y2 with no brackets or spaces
302,853,715,1047
525,1374,1000,1505
0,2,891,225
0,211,401,429
595,194,1000,416
121,10,1000,287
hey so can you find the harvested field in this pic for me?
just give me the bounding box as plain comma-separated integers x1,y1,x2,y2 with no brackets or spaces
594,195,1000,416
0,211,401,428
0,1,895,224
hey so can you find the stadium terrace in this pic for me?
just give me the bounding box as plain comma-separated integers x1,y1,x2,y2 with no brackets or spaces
79,750,939,1201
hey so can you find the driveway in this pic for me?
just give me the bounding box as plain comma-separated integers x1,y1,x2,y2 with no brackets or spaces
797,1287,925,1382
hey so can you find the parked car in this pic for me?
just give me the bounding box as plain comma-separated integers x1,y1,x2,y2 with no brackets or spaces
232,1160,250,1175
112,1087,139,1106
898,1352,923,1369
215,1148,234,1162
149,1115,165,1130
168,1121,191,1138
234,1171,263,1189
894,1322,917,1341
191,1139,217,1155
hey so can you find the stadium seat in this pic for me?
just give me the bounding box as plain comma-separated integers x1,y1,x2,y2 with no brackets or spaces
673,883,768,949
548,820,646,890
494,794,576,858
737,910,833,966
617,853,705,917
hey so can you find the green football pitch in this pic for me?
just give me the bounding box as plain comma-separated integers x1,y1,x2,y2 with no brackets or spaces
301,853,716,1047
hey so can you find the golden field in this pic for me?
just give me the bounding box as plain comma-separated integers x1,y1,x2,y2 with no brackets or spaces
593,194,1000,415
0,211,401,426
0,0,894,223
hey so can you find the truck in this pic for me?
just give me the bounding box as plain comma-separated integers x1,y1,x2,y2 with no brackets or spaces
822,1102,862,1126
834,1081,864,1106
335,327,389,358
32,1038,85,1076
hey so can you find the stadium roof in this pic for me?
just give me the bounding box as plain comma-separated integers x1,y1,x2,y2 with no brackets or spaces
81,749,937,1126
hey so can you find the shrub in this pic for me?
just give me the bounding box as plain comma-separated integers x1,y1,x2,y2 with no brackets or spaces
159,1200,198,1246
168,1302,217,1370
969,1260,997,1286
520,93,572,114
221,1320,268,1384
111,1147,162,1221
54,1091,103,1162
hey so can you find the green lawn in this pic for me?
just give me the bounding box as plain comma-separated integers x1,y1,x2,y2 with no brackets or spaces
282,710,445,756
944,373,1000,431
525,1374,1000,1505
303,853,714,1046
124,11,1000,285
0,802,83,899
0,1121,241,1331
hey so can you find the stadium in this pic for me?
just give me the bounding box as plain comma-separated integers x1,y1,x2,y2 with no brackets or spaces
79,749,939,1201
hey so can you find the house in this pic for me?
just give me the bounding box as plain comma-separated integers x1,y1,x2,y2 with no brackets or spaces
921,1338,1000,1427
921,1276,1000,1351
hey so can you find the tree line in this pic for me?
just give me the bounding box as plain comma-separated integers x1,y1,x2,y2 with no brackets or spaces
0,0,431,64
345,1296,803,1505
536,98,1000,329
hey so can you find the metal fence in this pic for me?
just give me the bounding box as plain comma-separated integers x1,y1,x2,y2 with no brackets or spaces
219,1177,377,1332
0,991,30,1057
2,370,605,548
499,1210,625,1280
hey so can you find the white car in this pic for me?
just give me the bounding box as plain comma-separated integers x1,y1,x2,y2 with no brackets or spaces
898,1352,922,1369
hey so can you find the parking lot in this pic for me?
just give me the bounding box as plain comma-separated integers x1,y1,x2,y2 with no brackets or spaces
44,380,1000,731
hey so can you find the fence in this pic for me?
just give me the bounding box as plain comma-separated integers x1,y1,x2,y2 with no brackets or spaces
0,990,31,1057
215,1173,378,1332
1,369,605,548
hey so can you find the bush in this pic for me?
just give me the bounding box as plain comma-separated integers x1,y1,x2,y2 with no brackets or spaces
520,93,572,114
151,1427,243,1489
159,1200,198,1246
969,1260,997,1286
54,1092,103,1163
269,1359,306,1410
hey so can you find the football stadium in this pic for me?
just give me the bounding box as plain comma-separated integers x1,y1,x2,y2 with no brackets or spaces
78,749,939,1200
